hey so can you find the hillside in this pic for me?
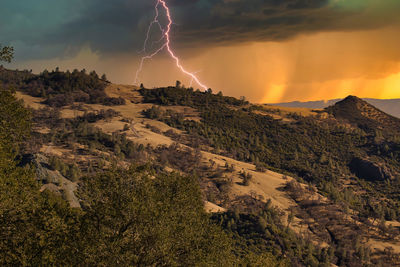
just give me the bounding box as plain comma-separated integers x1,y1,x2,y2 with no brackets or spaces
2,68,400,266
271,98,400,118
326,95,400,133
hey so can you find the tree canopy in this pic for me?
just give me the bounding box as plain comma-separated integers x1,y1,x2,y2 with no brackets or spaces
0,45,14,63
0,91,282,265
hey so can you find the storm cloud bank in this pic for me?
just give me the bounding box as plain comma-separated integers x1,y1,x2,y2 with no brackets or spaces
1,0,400,60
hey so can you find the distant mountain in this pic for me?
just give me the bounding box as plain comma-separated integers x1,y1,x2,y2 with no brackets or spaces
325,95,400,133
270,98,400,118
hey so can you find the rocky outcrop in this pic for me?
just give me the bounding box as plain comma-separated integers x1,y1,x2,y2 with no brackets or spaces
349,157,394,181
19,154,64,184
19,153,81,208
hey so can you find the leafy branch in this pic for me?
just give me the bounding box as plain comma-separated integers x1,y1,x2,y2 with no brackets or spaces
0,45,14,63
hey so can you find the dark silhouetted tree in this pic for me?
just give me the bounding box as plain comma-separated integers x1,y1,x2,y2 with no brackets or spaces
0,45,14,63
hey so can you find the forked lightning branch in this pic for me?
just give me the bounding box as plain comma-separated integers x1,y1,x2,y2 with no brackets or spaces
135,0,208,90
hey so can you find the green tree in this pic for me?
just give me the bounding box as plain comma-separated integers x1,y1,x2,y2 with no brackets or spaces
0,45,14,63
0,89,31,167
77,166,236,266
0,90,81,266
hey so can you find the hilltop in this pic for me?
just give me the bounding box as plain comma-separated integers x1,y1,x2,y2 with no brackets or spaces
2,68,400,266
326,95,400,133
271,97,400,118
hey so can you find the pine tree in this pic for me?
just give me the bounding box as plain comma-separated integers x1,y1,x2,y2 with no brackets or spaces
0,45,14,63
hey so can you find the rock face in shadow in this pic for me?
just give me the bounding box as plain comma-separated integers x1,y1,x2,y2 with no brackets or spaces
349,157,394,182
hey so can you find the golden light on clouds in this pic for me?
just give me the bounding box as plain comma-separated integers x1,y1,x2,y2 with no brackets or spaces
261,70,400,104
18,26,400,103
371,71,400,99
188,25,400,103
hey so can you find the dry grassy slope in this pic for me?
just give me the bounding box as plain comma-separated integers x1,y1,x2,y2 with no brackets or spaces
88,86,315,234
11,85,356,241
92,104,299,213
92,88,400,254
15,85,400,254
14,92,83,208
16,91,46,109
262,104,324,117
15,85,303,221
205,201,227,213
100,87,298,208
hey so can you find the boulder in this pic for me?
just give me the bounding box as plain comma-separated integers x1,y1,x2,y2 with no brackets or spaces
349,157,394,181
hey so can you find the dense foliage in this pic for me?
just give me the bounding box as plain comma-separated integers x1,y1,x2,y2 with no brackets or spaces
140,86,248,107
213,201,333,266
0,45,14,63
0,89,31,162
0,89,284,266
0,67,125,107
140,87,400,221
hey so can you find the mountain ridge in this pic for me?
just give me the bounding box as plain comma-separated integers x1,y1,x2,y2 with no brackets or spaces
270,97,400,118
326,95,400,133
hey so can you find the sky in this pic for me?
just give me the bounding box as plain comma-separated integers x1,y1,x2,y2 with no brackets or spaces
1,0,400,103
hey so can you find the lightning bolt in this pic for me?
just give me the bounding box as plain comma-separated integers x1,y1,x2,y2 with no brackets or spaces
138,0,163,54
135,0,208,91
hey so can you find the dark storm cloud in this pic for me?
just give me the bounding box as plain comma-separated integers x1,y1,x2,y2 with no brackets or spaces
174,0,396,45
1,0,399,60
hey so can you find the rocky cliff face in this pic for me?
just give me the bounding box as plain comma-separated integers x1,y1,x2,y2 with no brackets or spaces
349,157,395,181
